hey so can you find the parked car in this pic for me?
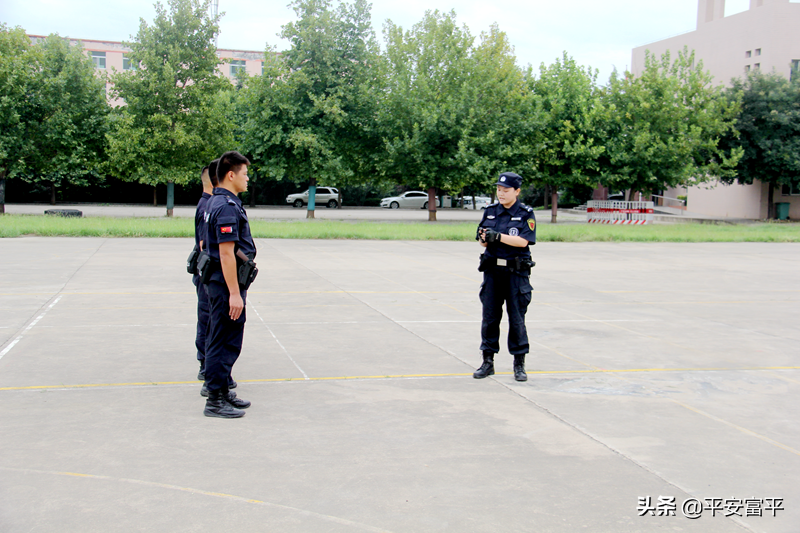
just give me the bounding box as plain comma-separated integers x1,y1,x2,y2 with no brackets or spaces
286,187,340,208
380,191,438,209
462,196,491,210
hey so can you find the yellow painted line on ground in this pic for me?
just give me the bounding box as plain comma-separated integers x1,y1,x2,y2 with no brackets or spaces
0,467,393,533
2,366,798,392
669,398,800,457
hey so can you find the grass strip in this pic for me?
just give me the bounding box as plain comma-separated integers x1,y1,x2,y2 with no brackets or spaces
1,214,799,242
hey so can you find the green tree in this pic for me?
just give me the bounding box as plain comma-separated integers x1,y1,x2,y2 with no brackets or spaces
25,35,110,205
380,10,477,220
455,24,535,203
718,71,800,219
600,48,741,202
0,24,37,212
531,52,604,222
238,0,381,217
0,28,108,208
106,0,233,216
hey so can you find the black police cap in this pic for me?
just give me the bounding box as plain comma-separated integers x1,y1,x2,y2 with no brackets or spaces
495,172,522,189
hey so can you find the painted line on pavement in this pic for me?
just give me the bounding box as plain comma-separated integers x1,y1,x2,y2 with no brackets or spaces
250,303,309,380
2,365,798,392
0,295,62,361
0,467,394,533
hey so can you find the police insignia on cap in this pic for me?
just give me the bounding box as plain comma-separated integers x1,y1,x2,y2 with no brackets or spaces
500,177,506,182
527,219,536,231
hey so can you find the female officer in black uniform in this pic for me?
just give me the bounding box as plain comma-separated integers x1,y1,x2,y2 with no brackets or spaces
474,172,536,381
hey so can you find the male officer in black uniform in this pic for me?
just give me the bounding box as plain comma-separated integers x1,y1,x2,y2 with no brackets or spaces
474,172,536,382
201,151,256,418
192,165,214,381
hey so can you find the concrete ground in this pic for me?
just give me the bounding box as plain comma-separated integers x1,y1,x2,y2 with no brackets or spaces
0,237,798,533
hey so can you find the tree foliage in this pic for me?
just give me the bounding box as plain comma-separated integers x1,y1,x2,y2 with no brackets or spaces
530,52,604,219
379,10,475,194
106,0,233,187
238,0,381,187
600,48,742,196
0,24,36,183
718,71,800,190
0,27,108,199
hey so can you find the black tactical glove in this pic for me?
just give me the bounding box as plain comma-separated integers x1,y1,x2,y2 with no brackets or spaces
484,229,501,243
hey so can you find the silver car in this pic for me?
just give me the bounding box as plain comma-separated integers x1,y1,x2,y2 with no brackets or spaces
286,187,340,208
380,191,437,209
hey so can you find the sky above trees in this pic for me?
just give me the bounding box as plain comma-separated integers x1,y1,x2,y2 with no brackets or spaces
0,0,758,85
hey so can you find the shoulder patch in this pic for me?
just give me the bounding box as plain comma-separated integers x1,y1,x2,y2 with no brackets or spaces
527,219,536,232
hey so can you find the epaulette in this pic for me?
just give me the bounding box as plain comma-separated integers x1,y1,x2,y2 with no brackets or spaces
487,202,500,208
226,198,237,206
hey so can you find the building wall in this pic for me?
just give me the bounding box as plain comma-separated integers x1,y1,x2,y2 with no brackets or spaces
30,35,265,86
633,0,800,85
687,179,764,218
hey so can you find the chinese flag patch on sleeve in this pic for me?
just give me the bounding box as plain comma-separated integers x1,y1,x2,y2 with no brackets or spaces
220,226,233,234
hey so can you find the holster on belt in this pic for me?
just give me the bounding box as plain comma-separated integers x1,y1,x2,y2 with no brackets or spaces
197,251,216,284
235,250,258,290
186,245,200,275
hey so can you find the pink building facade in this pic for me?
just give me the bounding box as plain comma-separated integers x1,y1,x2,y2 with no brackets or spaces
30,35,265,105
631,0,800,219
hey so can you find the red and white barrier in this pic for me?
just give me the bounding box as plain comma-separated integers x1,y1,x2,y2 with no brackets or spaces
587,201,654,225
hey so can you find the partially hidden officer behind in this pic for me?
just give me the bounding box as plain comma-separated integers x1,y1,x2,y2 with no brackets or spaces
191,163,214,383
200,151,257,418
474,171,536,382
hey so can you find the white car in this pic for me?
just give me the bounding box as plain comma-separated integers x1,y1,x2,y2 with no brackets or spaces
380,191,437,209
462,196,491,209
286,187,340,208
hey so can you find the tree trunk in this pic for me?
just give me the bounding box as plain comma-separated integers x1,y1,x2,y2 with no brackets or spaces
768,182,775,219
249,171,256,207
307,178,316,219
551,191,558,223
153,186,157,207
50,182,56,205
166,181,174,217
0,172,6,214
427,187,437,221
543,185,549,209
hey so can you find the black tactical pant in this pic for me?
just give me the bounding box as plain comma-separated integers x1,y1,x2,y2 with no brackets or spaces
204,280,246,395
480,267,532,355
193,275,209,366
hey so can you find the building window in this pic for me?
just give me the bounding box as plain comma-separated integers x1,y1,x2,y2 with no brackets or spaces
781,183,800,196
754,63,760,70
745,50,752,58
123,55,136,71
755,48,762,56
745,65,751,73
91,51,106,69
791,60,800,81
230,60,246,77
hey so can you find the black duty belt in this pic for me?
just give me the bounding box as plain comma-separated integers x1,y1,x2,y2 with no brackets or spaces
478,255,535,273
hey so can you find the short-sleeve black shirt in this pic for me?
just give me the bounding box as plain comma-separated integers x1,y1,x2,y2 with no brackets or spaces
203,188,256,283
478,200,537,260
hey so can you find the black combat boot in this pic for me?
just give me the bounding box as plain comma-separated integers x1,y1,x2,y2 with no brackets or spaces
200,383,208,397
197,362,205,381
513,354,527,382
225,391,251,409
473,351,495,379
204,390,246,418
